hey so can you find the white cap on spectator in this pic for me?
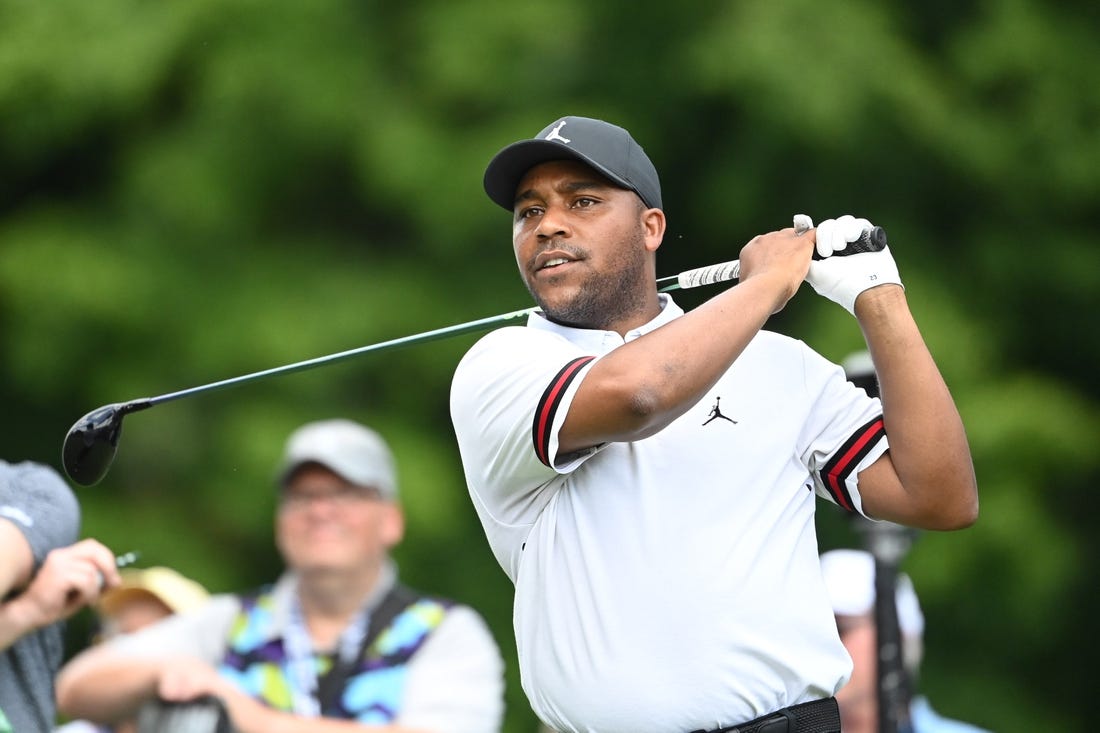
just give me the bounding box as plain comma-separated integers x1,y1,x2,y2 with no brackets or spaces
820,548,925,636
278,419,398,499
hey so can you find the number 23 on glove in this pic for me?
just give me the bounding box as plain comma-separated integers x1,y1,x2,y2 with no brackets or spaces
804,214,904,315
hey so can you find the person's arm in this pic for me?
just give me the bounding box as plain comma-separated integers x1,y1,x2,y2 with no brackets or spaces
56,595,237,723
63,653,428,732
558,225,813,454
0,518,36,651
151,658,433,733
57,598,437,733
803,215,978,530
852,286,978,529
0,537,119,651
220,691,433,733
0,517,35,595
56,650,179,724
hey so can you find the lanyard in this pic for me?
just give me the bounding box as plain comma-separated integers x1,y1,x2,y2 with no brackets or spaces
283,591,371,717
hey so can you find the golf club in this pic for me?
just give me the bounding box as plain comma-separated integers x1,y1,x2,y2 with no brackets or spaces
62,220,886,486
61,306,533,487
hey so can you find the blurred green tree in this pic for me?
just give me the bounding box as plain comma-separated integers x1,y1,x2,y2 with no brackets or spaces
1,1,1096,730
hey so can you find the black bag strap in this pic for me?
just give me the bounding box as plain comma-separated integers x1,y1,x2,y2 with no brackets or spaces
316,582,422,716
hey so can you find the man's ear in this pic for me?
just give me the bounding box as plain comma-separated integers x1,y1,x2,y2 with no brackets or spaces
643,207,666,253
381,503,405,548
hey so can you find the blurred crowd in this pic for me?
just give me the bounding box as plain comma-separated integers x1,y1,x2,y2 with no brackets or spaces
2,419,505,733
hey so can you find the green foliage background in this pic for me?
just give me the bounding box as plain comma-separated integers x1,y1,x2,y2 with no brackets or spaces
2,1,1097,731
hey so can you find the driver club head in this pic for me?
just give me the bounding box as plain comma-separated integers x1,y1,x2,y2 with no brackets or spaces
62,402,141,486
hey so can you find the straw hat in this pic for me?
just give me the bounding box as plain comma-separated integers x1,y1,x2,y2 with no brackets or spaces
98,566,210,617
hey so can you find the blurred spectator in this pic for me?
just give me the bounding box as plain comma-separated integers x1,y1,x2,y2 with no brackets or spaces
820,549,992,733
0,460,120,733
55,566,210,733
94,566,210,639
57,419,505,733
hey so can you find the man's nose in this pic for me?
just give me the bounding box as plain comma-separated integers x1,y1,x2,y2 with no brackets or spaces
536,203,571,239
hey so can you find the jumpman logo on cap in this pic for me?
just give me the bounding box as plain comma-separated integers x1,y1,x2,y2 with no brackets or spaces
702,396,737,426
545,120,571,144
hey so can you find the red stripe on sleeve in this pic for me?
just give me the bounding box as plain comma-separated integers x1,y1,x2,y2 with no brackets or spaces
534,356,595,466
825,418,885,511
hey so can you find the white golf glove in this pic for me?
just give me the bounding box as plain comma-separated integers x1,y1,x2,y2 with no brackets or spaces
805,214,903,315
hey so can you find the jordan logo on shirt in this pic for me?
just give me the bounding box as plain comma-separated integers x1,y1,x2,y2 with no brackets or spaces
702,396,736,426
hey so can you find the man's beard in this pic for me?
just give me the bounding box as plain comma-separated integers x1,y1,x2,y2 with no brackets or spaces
528,227,651,330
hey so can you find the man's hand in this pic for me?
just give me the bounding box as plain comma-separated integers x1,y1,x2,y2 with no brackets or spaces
157,658,292,733
806,215,903,315
155,656,232,703
737,225,816,314
1,538,119,640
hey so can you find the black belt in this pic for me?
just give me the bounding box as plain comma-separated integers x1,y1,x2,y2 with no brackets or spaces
690,697,840,733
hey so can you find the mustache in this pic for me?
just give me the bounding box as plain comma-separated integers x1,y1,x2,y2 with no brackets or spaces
526,241,588,271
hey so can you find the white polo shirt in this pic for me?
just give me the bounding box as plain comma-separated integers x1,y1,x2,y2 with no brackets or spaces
450,295,888,733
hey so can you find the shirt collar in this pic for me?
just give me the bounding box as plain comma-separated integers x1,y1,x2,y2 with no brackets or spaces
526,293,683,354
267,559,398,634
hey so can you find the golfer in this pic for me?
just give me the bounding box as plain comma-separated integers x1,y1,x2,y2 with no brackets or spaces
449,116,978,733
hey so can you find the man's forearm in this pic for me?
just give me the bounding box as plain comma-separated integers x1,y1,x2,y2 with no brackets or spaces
560,273,791,452
0,597,38,651
225,689,431,733
0,521,35,602
856,286,979,528
55,650,165,723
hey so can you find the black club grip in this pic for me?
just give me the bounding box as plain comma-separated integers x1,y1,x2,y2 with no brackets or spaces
811,225,888,260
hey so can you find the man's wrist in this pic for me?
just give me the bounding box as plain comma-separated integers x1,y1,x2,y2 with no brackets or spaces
853,283,906,320
0,595,45,647
735,269,801,316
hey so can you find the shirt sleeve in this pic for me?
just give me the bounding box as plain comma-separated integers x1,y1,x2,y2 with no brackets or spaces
0,461,80,569
397,605,505,733
451,327,599,525
795,343,889,516
451,326,603,580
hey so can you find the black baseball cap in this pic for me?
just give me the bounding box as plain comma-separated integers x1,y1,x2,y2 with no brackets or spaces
483,116,663,211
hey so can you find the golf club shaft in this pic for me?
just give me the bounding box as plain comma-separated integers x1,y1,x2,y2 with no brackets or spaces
145,307,536,407
134,261,747,409
135,227,896,408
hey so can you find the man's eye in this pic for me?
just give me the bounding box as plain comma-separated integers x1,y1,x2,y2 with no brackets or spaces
517,206,543,219
573,197,596,208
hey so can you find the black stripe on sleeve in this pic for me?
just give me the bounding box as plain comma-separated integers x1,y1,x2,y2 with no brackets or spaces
531,356,595,467
818,416,887,512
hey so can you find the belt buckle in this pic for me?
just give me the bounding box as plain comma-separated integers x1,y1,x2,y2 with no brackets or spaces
756,713,793,733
